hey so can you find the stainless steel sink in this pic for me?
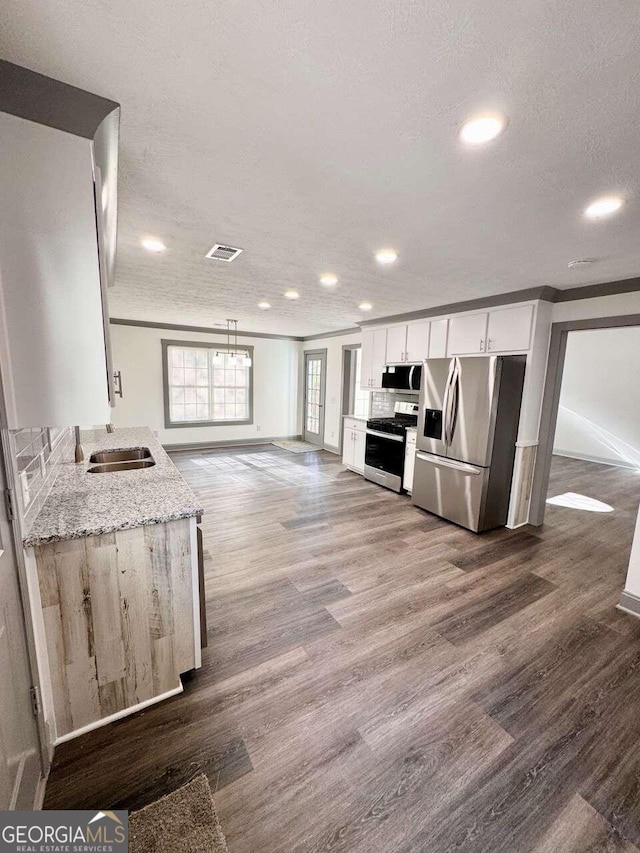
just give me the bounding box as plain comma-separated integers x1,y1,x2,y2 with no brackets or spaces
89,447,152,464
87,459,156,473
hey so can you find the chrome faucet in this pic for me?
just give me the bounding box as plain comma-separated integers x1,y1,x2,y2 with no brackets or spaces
74,426,84,463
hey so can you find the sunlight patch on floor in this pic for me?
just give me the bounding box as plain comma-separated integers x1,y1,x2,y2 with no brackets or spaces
546,492,614,513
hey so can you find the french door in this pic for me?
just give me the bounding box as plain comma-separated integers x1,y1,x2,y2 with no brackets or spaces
303,350,327,446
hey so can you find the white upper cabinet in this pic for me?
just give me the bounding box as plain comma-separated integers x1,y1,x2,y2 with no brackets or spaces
385,322,430,363
486,305,534,353
405,322,430,362
0,94,119,428
385,325,407,363
447,312,489,356
360,328,387,388
428,318,449,358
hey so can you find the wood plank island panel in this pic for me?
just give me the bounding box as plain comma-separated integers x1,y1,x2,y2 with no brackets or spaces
32,518,197,740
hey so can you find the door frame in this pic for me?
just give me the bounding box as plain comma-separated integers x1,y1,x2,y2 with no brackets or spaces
0,368,50,803
529,312,640,526
303,349,327,446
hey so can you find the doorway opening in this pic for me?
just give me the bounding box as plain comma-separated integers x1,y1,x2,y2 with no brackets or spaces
339,345,370,453
529,319,640,616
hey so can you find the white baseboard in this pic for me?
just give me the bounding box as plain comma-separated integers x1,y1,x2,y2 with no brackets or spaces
53,684,184,745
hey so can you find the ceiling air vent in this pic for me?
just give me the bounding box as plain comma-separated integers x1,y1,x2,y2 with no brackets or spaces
205,244,243,262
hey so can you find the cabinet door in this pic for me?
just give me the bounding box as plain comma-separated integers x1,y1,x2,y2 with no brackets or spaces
386,325,407,363
342,427,355,467
403,443,416,492
0,112,111,427
405,322,430,362
487,305,533,352
429,319,449,358
371,329,388,388
360,330,374,389
447,313,488,356
352,429,366,474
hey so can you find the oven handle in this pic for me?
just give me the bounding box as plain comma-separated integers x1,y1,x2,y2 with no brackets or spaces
366,429,404,443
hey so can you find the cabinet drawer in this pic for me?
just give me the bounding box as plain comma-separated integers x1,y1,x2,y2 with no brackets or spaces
344,417,366,432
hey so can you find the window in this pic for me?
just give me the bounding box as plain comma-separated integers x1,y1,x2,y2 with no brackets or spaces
162,340,253,428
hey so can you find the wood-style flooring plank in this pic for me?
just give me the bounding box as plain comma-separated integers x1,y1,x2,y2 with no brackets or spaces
44,449,640,853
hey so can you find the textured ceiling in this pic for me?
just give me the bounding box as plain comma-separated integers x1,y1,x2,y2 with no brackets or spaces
2,1,640,335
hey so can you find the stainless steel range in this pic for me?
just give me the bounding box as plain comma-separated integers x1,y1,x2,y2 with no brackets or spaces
364,401,418,493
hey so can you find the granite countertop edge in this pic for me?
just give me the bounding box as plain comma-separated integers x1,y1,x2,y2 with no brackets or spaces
23,427,204,549
24,507,203,548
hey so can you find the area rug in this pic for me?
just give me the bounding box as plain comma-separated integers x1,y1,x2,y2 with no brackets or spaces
129,775,229,853
272,439,321,453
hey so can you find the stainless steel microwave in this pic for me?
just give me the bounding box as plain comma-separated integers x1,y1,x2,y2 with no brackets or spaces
381,364,422,392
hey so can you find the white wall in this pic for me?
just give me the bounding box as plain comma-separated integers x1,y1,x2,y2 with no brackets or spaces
110,324,299,446
301,331,361,450
553,327,640,468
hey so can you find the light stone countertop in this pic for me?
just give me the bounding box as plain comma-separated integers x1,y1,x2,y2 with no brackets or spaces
23,427,204,547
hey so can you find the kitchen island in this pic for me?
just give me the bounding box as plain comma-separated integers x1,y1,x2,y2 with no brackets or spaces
23,428,204,744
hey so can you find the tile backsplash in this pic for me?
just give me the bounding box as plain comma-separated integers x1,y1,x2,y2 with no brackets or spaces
370,391,417,417
9,427,73,534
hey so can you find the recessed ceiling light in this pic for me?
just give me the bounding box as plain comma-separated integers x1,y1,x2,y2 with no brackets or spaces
458,113,508,146
567,259,594,269
141,237,166,253
284,290,299,300
320,273,338,287
375,249,398,265
258,301,271,309
583,196,624,219
359,301,373,311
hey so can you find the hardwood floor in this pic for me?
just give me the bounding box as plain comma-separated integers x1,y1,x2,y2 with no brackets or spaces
44,448,640,852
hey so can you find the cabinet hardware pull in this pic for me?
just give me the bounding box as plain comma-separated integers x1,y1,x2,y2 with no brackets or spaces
487,338,493,351
479,339,484,352
113,370,123,398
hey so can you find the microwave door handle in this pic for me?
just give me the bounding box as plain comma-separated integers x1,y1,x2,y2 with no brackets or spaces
409,365,415,390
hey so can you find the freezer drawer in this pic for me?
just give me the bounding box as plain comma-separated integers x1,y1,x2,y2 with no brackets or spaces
411,452,490,533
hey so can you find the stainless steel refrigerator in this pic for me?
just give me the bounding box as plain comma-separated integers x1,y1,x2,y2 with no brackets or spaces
412,356,525,532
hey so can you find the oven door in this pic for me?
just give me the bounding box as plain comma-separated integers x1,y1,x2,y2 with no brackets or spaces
364,429,405,492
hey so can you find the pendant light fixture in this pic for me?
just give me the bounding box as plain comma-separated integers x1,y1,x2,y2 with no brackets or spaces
219,319,252,368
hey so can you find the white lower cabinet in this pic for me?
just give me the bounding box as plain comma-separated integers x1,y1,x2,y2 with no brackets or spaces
342,418,366,473
404,432,417,493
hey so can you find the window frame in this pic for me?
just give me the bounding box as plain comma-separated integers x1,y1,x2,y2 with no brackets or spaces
161,338,254,429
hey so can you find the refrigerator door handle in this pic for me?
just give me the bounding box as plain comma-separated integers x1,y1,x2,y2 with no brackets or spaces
441,358,456,445
415,452,482,475
447,359,461,445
